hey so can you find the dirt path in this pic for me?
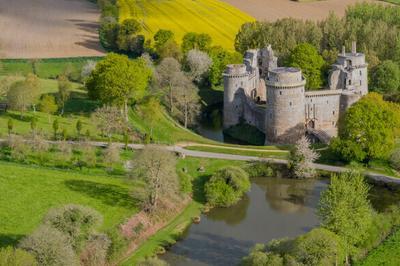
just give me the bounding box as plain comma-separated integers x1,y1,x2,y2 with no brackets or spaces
0,0,105,59
220,0,385,21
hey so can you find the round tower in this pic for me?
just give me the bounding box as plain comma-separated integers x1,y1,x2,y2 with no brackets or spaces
265,67,306,143
223,64,248,129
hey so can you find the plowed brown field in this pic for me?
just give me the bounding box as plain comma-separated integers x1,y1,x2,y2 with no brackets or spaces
0,0,105,59
221,0,384,21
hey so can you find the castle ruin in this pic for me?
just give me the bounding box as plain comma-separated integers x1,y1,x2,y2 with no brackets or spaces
223,42,368,144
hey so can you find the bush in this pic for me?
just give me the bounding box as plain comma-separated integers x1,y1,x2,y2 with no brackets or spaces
205,166,250,207
0,246,37,266
19,225,78,266
241,244,283,266
389,149,400,171
80,234,111,266
244,161,275,178
137,257,169,266
7,135,28,161
43,204,103,251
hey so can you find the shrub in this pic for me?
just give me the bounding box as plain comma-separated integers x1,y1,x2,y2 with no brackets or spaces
288,136,319,179
7,135,28,161
19,225,78,266
102,143,120,171
204,166,250,207
137,257,169,266
244,161,275,178
80,234,111,266
241,244,283,266
0,246,37,266
43,204,103,251
389,149,400,171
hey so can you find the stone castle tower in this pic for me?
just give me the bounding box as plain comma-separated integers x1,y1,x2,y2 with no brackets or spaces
223,42,368,144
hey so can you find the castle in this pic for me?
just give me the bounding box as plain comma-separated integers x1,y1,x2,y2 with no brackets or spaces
223,42,368,144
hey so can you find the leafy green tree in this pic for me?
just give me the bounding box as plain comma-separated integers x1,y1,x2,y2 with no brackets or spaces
153,29,181,60
30,116,38,136
139,97,163,138
99,17,119,51
57,75,71,115
7,118,13,136
371,60,400,96
208,46,242,87
287,43,325,90
117,19,144,55
154,29,174,49
86,53,152,121
205,166,250,207
181,32,212,54
7,74,41,114
76,120,83,137
319,12,345,51
53,119,59,140
331,93,400,162
38,95,58,122
318,171,373,263
0,246,37,266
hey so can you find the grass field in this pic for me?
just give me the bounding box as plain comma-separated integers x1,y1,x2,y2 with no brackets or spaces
117,0,254,50
358,227,400,266
0,161,136,247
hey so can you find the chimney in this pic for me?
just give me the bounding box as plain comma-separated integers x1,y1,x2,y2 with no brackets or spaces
342,45,346,56
351,41,357,54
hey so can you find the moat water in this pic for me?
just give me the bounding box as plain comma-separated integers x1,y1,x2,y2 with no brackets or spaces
161,177,400,266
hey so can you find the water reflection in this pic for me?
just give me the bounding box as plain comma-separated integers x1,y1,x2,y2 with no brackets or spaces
162,177,327,266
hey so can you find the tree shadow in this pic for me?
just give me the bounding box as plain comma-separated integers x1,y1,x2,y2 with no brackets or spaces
64,91,100,114
64,179,137,208
0,234,25,248
7,113,33,122
192,174,210,204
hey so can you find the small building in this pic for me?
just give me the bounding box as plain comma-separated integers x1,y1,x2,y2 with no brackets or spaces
223,42,368,144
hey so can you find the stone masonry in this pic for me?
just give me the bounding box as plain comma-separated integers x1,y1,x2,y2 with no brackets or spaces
223,42,368,144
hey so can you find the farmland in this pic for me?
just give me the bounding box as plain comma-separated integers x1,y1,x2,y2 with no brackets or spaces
117,0,254,50
0,0,105,59
221,0,384,21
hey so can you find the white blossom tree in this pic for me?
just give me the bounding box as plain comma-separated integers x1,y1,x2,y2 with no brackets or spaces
288,136,320,178
186,49,212,82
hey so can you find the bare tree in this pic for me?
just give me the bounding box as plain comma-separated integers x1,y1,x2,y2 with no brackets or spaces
0,75,19,98
155,58,182,112
92,106,125,141
102,143,120,171
131,145,179,212
81,60,97,81
186,49,212,82
288,136,320,178
174,78,201,128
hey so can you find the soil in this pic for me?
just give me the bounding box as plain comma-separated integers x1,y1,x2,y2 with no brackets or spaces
221,0,386,21
0,0,105,59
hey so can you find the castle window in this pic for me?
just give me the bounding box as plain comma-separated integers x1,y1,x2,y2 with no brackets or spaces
349,80,352,85
360,70,362,76
326,100,329,104
333,111,335,115
290,102,292,106
332,121,335,125
360,80,362,86
311,99,313,103
280,91,282,95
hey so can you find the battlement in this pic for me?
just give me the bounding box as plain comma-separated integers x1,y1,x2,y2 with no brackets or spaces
266,67,305,88
223,64,248,77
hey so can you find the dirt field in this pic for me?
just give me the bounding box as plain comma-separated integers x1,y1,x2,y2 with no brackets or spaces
221,0,384,21
0,0,105,59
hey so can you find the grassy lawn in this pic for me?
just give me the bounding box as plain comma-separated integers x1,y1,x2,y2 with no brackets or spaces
120,157,244,264
358,227,400,266
117,0,254,50
0,57,103,81
186,145,290,159
0,161,136,247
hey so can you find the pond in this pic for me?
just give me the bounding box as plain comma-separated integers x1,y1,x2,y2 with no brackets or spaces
161,177,325,265
161,177,400,266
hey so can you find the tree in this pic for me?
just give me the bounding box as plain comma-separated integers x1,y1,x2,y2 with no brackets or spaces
318,171,373,263
319,12,345,51
0,74,19,98
116,19,144,55
7,118,13,136
181,32,212,54
0,246,38,266
173,77,201,128
132,146,179,212
57,75,71,115
102,143,120,171
139,97,163,138
86,53,151,120
81,60,97,81
204,166,250,207
287,43,325,90
19,225,78,266
7,74,41,114
53,119,59,140
154,29,174,49
154,57,183,112
371,60,400,96
288,136,320,178
99,17,119,51
76,120,83,137
80,234,110,266
389,148,400,171
208,46,242,87
92,106,125,141
185,49,212,82
331,93,400,162
43,204,102,251
30,116,38,136
38,95,58,122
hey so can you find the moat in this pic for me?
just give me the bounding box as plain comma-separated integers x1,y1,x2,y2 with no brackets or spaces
161,177,400,266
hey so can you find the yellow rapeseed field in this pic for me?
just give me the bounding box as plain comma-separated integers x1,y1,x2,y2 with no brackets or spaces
117,0,254,50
